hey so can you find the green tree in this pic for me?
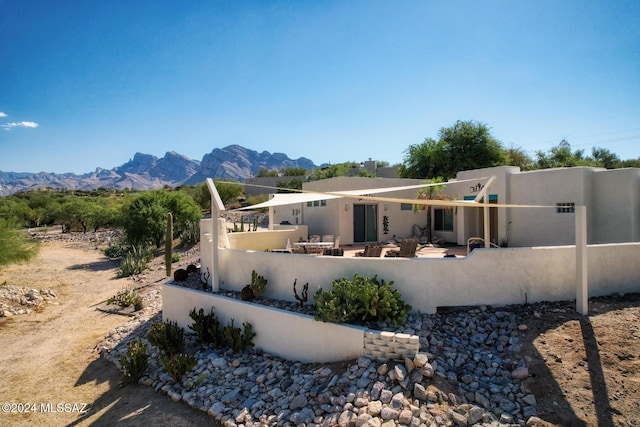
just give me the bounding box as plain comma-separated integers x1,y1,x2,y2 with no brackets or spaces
504,145,534,170
415,178,449,243
534,140,596,168
0,219,40,268
591,147,621,169
309,162,375,180
256,168,278,177
213,181,244,208
121,190,201,248
399,120,505,179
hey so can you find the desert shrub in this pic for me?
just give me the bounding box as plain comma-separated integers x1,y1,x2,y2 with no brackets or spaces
179,221,200,246
188,308,256,351
222,319,256,352
107,286,141,309
188,307,223,347
102,239,126,259
171,252,182,263
118,245,153,277
314,273,411,326
161,353,197,383
119,339,148,384
147,321,185,357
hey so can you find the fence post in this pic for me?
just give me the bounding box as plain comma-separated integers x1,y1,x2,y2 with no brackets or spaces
575,205,588,315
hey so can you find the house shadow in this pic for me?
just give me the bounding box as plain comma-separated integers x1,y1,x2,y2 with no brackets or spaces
68,312,217,427
67,258,121,273
515,294,640,427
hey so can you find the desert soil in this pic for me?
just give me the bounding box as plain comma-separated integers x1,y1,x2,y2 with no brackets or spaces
0,229,639,427
0,230,213,427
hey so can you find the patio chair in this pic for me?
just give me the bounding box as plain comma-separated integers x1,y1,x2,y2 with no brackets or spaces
356,244,382,257
322,235,334,243
309,235,320,243
384,239,418,258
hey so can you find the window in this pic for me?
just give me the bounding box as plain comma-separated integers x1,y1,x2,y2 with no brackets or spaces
401,203,413,211
307,200,327,208
434,208,454,231
556,203,575,213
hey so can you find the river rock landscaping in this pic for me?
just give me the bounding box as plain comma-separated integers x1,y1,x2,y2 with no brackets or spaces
98,278,566,427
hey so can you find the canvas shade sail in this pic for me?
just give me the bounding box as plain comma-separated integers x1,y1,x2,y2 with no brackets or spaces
233,177,557,210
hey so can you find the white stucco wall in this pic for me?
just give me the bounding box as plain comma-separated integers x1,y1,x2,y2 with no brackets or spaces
162,283,366,363
591,168,640,244
209,244,640,314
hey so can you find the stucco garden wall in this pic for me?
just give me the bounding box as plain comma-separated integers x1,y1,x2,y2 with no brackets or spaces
211,244,640,314
162,283,366,363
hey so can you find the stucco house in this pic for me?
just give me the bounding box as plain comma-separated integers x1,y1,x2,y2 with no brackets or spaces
262,166,640,247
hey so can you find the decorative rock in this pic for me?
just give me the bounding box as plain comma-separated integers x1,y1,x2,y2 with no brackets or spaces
368,400,383,416
290,394,308,411
398,409,413,425
511,366,529,380
380,407,399,420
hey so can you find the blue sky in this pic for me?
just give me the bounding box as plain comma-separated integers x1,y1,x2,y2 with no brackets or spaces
1,1,638,174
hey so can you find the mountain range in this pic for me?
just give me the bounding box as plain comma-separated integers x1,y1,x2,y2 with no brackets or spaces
0,145,317,196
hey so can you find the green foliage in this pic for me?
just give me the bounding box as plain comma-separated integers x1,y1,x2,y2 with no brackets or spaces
117,245,153,277
165,212,173,276
119,339,148,384
179,221,200,246
161,353,197,383
0,219,40,269
309,162,376,181
107,285,142,309
314,274,411,326
276,178,303,193
188,307,223,347
121,190,201,248
249,270,267,298
213,180,244,207
256,168,279,177
171,252,182,262
399,120,505,179
147,321,185,357
188,308,256,351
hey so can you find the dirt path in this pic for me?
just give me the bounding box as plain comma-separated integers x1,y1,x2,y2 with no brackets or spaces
0,238,212,427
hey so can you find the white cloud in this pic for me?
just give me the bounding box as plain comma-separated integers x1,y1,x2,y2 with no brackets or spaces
1,121,39,130
0,112,7,118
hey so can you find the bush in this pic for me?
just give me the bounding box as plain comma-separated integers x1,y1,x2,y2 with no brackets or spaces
188,307,223,347
107,286,141,309
222,319,256,352
147,321,185,357
0,219,39,268
314,273,411,326
188,307,256,351
118,245,153,277
102,239,127,259
161,353,197,383
119,339,148,384
179,221,200,246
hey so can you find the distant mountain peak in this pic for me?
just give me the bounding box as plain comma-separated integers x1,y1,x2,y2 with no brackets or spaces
0,145,317,196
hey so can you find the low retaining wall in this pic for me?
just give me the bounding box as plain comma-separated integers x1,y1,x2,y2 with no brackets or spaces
162,283,365,363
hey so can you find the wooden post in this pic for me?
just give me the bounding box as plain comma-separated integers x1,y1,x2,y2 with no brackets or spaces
575,205,588,315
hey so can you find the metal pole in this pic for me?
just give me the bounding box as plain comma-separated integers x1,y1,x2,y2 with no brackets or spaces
575,205,588,315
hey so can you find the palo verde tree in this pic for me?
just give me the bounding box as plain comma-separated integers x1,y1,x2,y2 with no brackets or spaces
399,120,506,179
0,218,40,269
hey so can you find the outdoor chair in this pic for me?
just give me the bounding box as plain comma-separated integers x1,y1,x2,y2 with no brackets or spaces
309,235,320,243
355,244,382,257
322,235,334,243
384,239,418,258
